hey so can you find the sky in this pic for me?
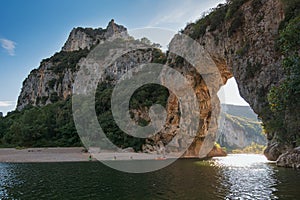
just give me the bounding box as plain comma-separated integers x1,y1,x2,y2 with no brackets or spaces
0,0,249,115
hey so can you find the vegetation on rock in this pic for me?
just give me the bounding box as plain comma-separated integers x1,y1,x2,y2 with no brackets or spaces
0,47,169,150
267,2,300,147
232,142,266,154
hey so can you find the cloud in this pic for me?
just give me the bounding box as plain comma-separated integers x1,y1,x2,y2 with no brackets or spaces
0,38,16,56
148,0,226,29
0,101,15,107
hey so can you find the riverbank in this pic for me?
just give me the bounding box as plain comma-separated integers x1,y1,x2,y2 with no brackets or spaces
0,147,89,163
0,147,182,163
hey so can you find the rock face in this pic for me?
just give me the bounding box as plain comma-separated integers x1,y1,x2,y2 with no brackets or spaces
16,0,297,161
143,0,285,158
170,0,287,157
17,20,140,111
264,142,285,161
218,105,266,150
206,145,227,158
62,19,128,52
276,147,300,168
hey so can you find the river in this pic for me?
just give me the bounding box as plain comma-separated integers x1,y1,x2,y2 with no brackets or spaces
0,154,299,199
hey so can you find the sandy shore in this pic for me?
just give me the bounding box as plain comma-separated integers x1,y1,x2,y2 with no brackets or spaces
0,147,179,163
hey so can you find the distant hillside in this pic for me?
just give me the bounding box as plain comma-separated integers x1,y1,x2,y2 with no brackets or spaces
221,104,258,120
218,104,266,151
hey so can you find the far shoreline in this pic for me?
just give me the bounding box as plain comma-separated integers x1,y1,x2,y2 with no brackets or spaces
0,147,189,163
0,146,231,163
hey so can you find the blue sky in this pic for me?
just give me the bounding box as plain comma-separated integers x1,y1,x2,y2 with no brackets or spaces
0,0,248,115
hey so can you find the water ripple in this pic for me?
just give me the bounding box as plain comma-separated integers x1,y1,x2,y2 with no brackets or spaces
213,154,279,200
0,155,299,199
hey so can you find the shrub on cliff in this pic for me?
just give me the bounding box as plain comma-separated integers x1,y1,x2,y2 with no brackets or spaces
267,15,300,146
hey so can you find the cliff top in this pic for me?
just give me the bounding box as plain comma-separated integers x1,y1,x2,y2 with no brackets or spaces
62,19,128,52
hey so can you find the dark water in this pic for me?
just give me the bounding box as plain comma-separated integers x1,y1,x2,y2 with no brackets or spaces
0,154,299,200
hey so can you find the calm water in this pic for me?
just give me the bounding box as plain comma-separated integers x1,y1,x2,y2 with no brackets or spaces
0,154,299,200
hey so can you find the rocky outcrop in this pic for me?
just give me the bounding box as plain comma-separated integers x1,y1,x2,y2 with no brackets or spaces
218,105,266,150
17,61,76,110
16,0,298,162
62,19,128,52
17,20,147,111
141,0,285,158
264,142,286,161
276,147,300,168
206,145,227,158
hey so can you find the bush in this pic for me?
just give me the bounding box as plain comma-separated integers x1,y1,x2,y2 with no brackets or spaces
232,142,266,154
279,0,300,29
225,0,249,20
251,0,263,11
48,78,57,89
0,98,81,147
245,61,262,79
50,92,59,103
50,48,89,74
236,42,250,57
228,11,244,36
267,15,300,146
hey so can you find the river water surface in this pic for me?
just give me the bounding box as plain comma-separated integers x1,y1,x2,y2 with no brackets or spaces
0,154,299,199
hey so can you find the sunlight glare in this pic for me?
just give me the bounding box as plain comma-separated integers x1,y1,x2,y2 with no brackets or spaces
213,154,270,168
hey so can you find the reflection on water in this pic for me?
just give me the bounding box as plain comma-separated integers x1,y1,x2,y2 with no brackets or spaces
0,163,17,198
0,154,299,199
213,154,278,200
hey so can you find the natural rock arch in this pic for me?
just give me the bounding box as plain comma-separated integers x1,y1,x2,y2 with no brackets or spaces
147,0,286,158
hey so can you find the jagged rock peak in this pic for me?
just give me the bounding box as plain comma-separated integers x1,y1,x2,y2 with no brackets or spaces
62,19,128,52
105,19,127,37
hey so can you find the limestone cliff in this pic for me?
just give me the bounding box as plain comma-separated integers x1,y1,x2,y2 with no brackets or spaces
17,20,140,111
218,105,266,150
142,0,286,158
16,0,299,162
62,19,128,52
170,0,292,158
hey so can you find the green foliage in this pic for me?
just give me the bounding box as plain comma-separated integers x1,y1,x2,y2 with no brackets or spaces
228,10,244,37
245,60,262,79
48,48,89,74
279,0,300,30
41,96,48,104
225,114,263,138
0,38,168,150
225,0,249,19
236,42,250,57
48,78,57,89
190,0,249,39
95,82,169,151
214,142,222,149
232,142,266,154
82,28,105,40
190,18,209,39
266,14,300,146
208,4,228,32
190,3,228,39
279,16,300,55
129,84,169,110
138,118,149,127
152,49,167,64
251,0,262,11
50,92,59,103
0,98,81,147
222,104,257,120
